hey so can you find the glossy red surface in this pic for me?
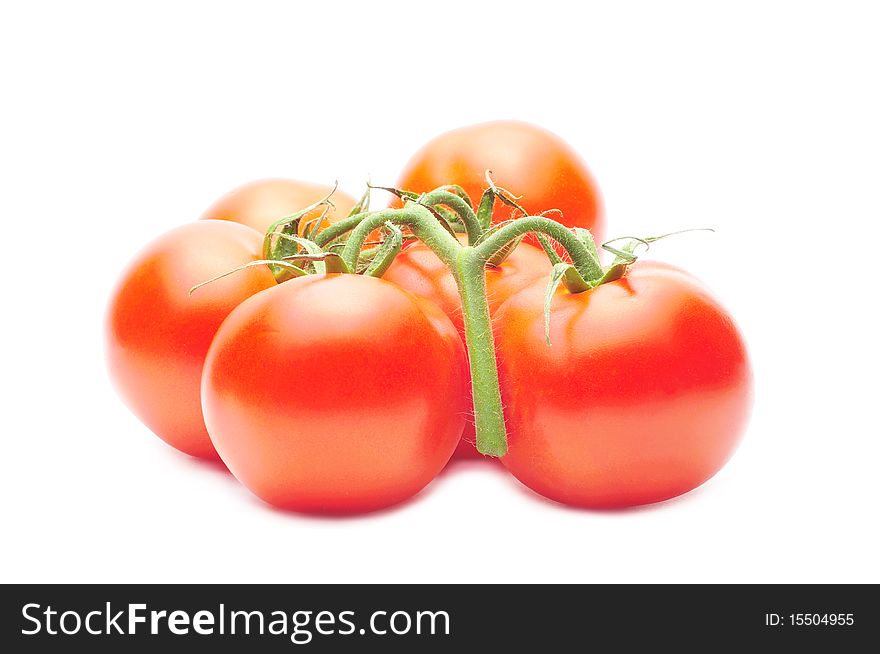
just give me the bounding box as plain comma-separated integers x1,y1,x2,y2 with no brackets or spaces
201,274,468,513
382,238,552,457
392,121,605,249
495,262,753,507
106,220,276,458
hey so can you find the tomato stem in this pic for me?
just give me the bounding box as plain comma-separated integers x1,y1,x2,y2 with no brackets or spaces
300,190,711,458
431,184,474,208
340,205,460,275
313,211,373,247
339,203,507,455
362,222,404,277
473,215,603,283
454,248,508,456
329,202,611,457
417,189,483,246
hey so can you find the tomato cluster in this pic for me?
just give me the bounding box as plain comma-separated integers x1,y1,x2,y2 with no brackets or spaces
106,120,751,513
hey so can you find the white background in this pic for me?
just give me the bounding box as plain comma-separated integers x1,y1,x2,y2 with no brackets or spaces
2,1,878,583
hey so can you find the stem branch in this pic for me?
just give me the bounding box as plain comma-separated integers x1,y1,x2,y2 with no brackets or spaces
455,248,508,456
314,211,373,247
340,204,461,271
339,202,508,456
474,216,603,282
418,190,483,245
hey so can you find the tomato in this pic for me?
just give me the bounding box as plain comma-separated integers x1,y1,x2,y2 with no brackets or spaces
106,220,276,459
382,236,552,458
201,274,468,513
494,262,752,507
200,178,357,237
393,121,605,249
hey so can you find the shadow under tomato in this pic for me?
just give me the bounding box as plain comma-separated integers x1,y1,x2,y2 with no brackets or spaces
241,454,506,521
179,453,231,475
173,440,715,517
438,453,502,477
247,485,434,522
500,467,720,515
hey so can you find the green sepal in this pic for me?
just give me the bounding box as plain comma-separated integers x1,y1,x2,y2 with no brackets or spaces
370,185,420,203
348,183,371,217
594,229,715,286
473,218,518,246
595,236,649,285
304,206,334,241
535,233,564,265
434,184,473,209
484,171,528,218
262,198,328,261
434,205,464,233
281,251,350,275
410,200,459,239
364,222,404,278
188,259,305,295
286,235,328,272
417,189,482,244
265,234,326,281
532,231,602,292
602,236,646,265
572,227,601,266
476,189,495,232
486,235,523,266
543,263,587,346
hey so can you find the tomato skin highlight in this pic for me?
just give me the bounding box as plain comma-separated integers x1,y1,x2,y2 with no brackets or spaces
393,120,605,248
200,178,357,237
382,237,552,458
201,274,468,513
105,220,276,459
495,263,752,508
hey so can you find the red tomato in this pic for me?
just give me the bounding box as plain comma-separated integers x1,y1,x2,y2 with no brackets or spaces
393,121,605,249
382,236,552,458
200,178,357,237
106,221,276,459
201,274,468,513
495,262,752,507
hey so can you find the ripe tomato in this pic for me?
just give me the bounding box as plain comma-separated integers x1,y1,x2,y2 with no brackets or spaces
495,262,752,507
200,178,357,237
201,274,468,513
393,121,605,249
106,220,276,459
382,236,552,458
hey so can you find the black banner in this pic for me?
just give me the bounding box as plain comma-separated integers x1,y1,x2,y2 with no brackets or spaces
1,584,875,651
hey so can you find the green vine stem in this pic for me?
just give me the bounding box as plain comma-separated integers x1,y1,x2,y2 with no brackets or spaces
455,247,508,456
335,202,605,457
363,222,404,278
417,189,483,245
432,184,474,208
246,186,695,458
339,203,506,455
313,211,373,248
474,215,603,282
340,205,461,278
